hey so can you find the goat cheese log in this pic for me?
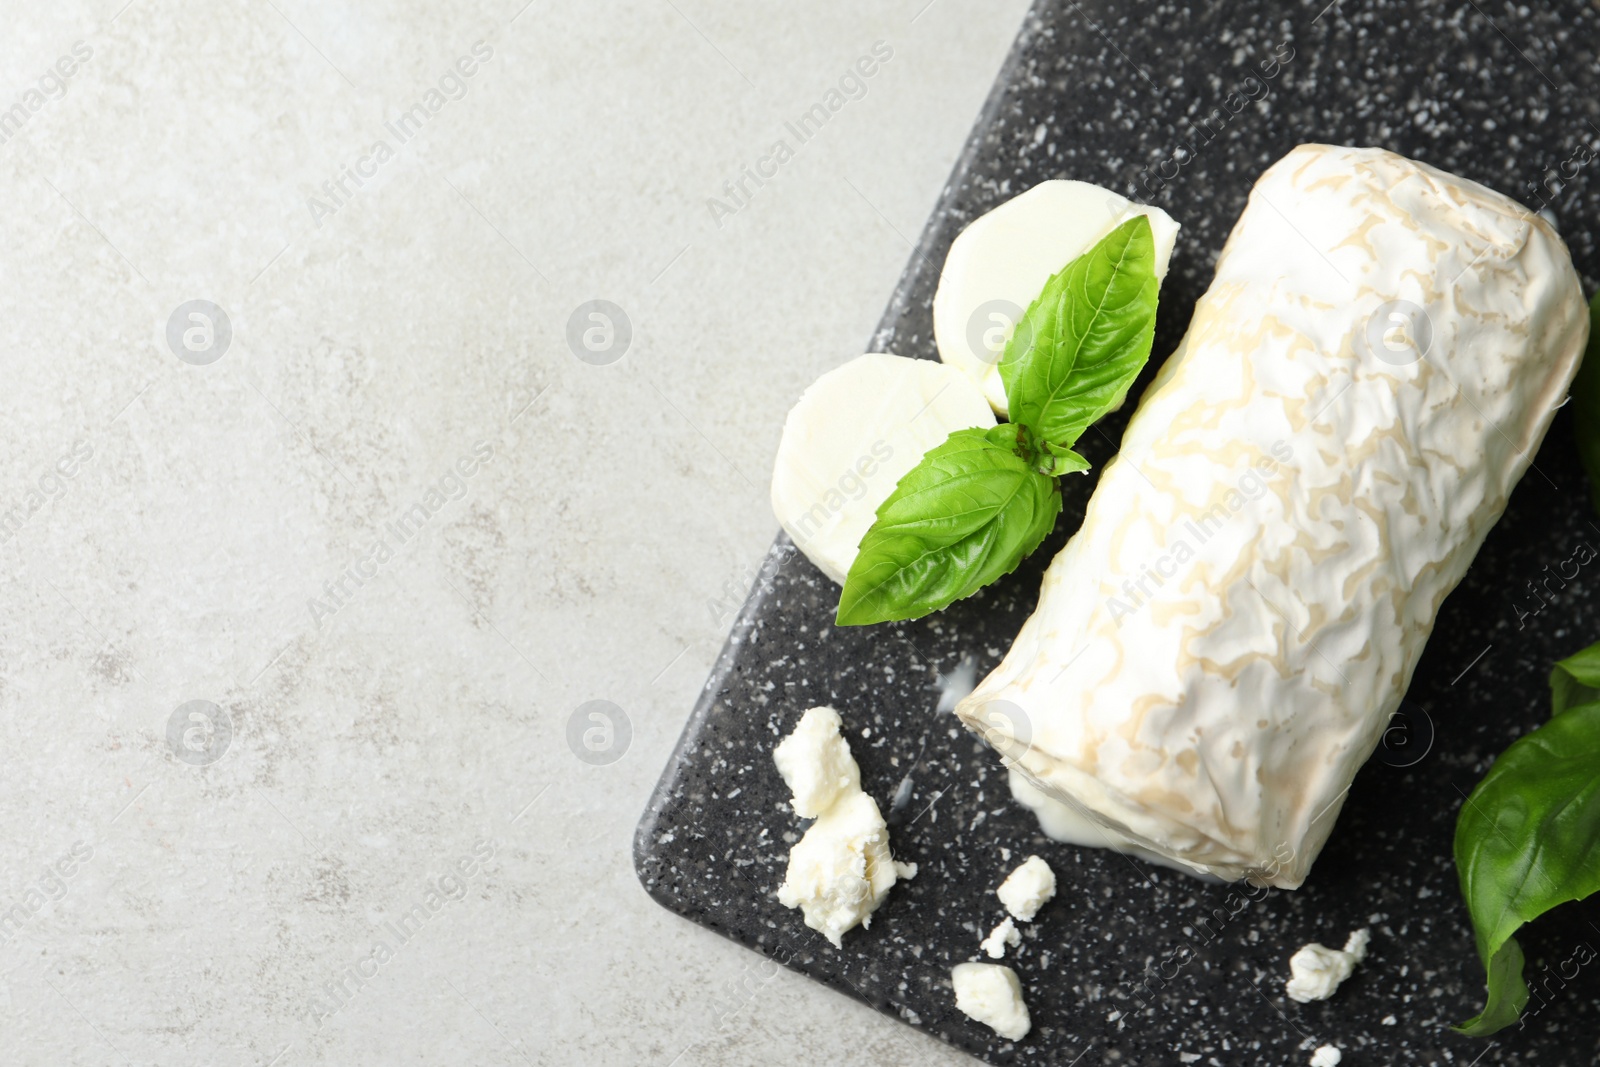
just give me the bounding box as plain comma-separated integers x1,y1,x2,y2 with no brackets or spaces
955,144,1590,888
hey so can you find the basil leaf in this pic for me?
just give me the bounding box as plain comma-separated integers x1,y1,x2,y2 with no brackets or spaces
1551,640,1600,716
998,214,1160,450
980,422,1029,451
836,425,1060,626
1571,292,1600,514
1452,700,1600,1035
1038,441,1091,477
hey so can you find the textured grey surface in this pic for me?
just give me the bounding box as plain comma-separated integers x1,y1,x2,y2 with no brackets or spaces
639,0,1600,1064
0,1,1028,1065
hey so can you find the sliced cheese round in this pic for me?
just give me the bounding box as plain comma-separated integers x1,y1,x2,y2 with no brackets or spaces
771,353,995,584
933,180,1180,417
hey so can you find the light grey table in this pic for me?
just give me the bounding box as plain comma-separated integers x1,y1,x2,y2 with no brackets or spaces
0,1,1028,1063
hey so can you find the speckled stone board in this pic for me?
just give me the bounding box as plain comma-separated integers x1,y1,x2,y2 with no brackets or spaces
635,1,1600,1063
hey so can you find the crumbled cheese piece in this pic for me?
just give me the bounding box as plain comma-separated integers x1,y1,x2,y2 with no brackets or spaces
951,962,1030,1041
773,706,907,946
1309,1045,1341,1067
777,791,896,947
980,917,1020,959
996,855,1056,922
773,706,860,818
1286,928,1370,1003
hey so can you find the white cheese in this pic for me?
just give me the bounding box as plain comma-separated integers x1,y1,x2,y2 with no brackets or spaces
1309,1045,1342,1067
773,706,905,946
951,962,1031,1041
996,855,1055,922
956,144,1589,887
776,790,897,947
980,916,1021,959
1008,768,1223,880
933,179,1180,417
770,352,995,585
773,706,859,818
1286,928,1370,1003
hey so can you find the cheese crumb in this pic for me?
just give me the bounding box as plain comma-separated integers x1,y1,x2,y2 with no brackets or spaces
951,962,1030,1041
1286,928,1370,1003
997,855,1056,922
1309,1045,1341,1067
774,707,906,947
773,706,860,818
980,917,1021,959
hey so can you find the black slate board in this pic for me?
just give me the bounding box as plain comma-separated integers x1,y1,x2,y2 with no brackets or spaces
635,2,1600,1063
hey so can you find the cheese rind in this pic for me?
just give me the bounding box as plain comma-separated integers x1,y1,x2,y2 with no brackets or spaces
956,145,1590,887
933,180,1180,417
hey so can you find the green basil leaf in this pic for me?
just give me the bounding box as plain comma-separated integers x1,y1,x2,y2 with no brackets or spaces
1551,640,1600,716
1460,940,1528,1037
1452,701,1600,1035
1571,292,1600,514
836,426,1060,626
998,214,1160,450
982,422,1027,451
1039,441,1091,478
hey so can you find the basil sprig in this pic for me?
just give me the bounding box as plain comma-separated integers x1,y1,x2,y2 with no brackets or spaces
836,425,1061,625
1000,212,1161,448
1453,640,1600,1035
837,215,1161,625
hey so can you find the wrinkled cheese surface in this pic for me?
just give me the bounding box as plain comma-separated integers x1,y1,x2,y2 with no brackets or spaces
957,144,1589,887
